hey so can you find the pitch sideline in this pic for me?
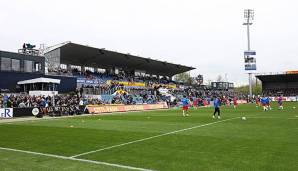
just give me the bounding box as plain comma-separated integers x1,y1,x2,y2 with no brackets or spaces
0,146,153,171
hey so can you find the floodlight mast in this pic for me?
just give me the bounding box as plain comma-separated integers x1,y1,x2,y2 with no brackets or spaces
243,9,254,100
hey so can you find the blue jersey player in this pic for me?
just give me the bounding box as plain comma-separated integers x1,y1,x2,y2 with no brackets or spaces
260,97,268,111
213,97,221,119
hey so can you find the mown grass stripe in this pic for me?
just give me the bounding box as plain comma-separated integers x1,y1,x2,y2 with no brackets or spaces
71,117,239,158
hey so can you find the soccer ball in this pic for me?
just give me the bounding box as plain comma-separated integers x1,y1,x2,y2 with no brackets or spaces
241,117,246,120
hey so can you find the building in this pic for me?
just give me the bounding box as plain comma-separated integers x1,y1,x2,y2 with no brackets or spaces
210,82,234,90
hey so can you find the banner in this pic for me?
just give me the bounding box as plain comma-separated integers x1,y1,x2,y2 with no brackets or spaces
125,82,145,87
0,108,13,118
237,100,248,104
269,96,298,102
165,84,177,89
158,88,169,94
107,80,146,87
113,90,128,95
152,84,177,89
87,102,168,114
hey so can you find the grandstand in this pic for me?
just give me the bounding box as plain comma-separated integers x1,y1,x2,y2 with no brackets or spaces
0,42,244,116
44,42,194,77
0,42,195,95
256,71,298,96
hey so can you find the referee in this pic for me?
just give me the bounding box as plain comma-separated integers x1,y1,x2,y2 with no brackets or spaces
213,96,221,119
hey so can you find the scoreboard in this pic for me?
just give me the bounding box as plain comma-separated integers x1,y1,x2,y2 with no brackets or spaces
244,51,256,71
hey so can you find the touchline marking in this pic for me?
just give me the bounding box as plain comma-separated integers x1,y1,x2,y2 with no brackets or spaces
0,147,153,171
247,116,298,119
71,117,239,158
247,116,283,119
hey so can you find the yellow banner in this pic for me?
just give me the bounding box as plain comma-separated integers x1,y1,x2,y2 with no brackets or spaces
87,102,168,114
120,81,146,87
107,80,145,87
152,84,177,89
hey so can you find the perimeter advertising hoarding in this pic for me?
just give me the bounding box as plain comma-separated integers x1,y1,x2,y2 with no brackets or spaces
286,71,298,74
87,102,168,114
244,51,256,71
0,108,13,118
269,96,298,102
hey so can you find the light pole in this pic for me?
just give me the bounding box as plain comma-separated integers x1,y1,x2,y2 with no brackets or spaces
243,9,254,100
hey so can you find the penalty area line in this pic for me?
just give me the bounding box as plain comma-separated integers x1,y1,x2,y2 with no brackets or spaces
71,117,239,158
0,147,153,171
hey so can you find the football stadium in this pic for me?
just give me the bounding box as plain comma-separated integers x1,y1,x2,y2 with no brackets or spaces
1,1,298,171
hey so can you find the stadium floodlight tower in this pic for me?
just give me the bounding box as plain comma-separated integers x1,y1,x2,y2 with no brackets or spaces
243,9,254,100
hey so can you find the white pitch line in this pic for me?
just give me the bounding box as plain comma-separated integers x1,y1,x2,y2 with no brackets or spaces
247,116,298,119
247,116,283,119
0,147,153,171
71,117,239,158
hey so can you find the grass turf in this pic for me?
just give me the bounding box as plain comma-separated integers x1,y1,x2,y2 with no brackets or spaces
0,102,297,171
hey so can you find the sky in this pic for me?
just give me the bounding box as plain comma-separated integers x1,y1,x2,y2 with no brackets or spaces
1,0,298,86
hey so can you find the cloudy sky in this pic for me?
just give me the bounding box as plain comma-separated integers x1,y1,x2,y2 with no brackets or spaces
1,0,298,85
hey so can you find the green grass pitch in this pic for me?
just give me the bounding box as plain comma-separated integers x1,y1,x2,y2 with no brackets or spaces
0,102,298,171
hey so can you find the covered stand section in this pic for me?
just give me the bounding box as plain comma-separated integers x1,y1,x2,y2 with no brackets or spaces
17,77,60,96
45,42,195,77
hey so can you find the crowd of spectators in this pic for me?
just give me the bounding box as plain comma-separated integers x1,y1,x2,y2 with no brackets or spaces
48,67,72,76
262,89,298,97
49,67,175,85
2,92,124,117
0,94,84,108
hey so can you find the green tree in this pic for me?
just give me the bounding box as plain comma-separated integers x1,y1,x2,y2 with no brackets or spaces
174,72,194,85
235,77,262,95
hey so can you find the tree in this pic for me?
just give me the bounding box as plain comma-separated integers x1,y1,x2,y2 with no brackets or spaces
174,72,193,85
235,77,262,95
216,75,223,82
